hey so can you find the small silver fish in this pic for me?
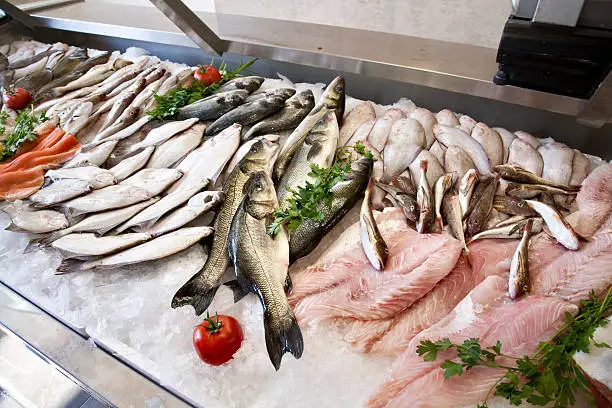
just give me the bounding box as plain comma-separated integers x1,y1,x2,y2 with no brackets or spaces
360,178,389,270
525,200,579,250
108,146,155,182
52,232,151,259
60,184,152,218
508,219,533,299
433,173,454,230
46,166,116,189
30,179,94,208
120,168,183,196
91,107,140,144
145,123,205,169
63,140,118,168
127,118,198,153
1,201,68,234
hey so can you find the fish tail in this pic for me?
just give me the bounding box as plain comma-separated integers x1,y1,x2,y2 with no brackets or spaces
28,229,69,248
55,259,84,275
435,216,444,231
171,278,219,316
463,248,473,269
224,280,249,303
264,308,304,370
4,222,24,233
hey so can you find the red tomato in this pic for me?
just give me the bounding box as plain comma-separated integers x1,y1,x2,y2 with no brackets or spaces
193,313,243,366
2,88,31,110
194,65,222,86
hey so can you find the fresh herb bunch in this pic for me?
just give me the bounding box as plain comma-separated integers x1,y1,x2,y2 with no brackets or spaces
0,111,8,136
0,108,48,162
147,59,257,121
417,289,612,408
268,141,373,236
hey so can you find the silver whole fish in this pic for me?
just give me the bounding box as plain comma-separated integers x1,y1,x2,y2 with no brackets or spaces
205,91,294,136
339,101,376,146
109,146,155,182
442,190,471,262
127,73,169,111
63,102,93,135
55,58,132,93
146,123,205,169
416,160,435,233
225,134,280,177
176,90,249,121
88,115,152,147
30,179,94,208
1,201,68,233
155,68,192,96
216,76,264,94
143,191,224,237
91,107,140,144
52,232,151,259
227,170,303,370
433,124,491,175
63,140,118,168
289,157,372,262
46,166,116,189
525,200,579,250
56,227,212,274
433,173,454,230
171,139,280,315
106,67,153,98
242,89,315,141
120,168,183,196
376,181,418,223
127,118,198,153
508,219,533,300
458,169,478,219
60,184,152,218
360,178,389,270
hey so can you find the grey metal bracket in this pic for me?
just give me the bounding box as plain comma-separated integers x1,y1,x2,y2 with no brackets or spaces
0,0,39,29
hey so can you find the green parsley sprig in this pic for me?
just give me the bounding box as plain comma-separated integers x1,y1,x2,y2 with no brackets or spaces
267,141,373,236
147,59,257,121
0,108,48,162
417,289,612,408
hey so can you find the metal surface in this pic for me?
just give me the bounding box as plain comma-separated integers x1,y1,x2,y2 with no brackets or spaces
20,0,82,13
148,0,227,56
0,0,38,28
513,0,538,18
578,70,612,127
533,0,585,26
0,282,192,408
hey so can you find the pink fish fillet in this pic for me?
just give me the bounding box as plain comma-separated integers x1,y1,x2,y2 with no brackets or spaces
369,284,578,408
567,164,612,238
346,238,517,354
292,231,462,324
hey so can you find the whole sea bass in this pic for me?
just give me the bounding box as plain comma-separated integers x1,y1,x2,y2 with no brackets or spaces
290,157,372,262
228,171,304,370
176,90,249,121
172,139,280,315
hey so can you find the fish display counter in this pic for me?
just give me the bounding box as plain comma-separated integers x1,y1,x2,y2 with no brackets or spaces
0,4,611,408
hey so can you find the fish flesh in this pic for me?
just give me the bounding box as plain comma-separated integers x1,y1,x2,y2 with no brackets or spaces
91,107,140,144
566,164,612,238
493,195,537,216
508,218,533,299
360,179,389,270
63,140,118,168
146,123,205,169
494,164,580,192
108,146,154,182
443,145,475,179
409,108,437,149
376,182,418,223
526,199,579,250
171,139,280,315
52,232,151,259
433,124,491,175
1,201,68,233
29,179,94,207
339,101,376,146
465,176,497,237
433,173,453,230
408,150,444,187
121,168,183,196
289,157,373,262
46,166,116,189
492,127,516,163
383,118,425,181
471,122,503,167
60,184,151,218
243,89,315,141
126,118,198,154
458,169,478,218
435,109,459,126
176,90,249,121
168,123,241,194
227,171,303,370
216,76,264,94
143,191,224,237
507,138,543,176
56,227,212,274
277,112,338,211
416,160,435,233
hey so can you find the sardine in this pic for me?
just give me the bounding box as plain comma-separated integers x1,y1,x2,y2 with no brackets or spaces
146,123,205,169
1,201,68,233
56,227,212,274
227,170,303,369
360,178,389,270
109,146,154,182
143,191,224,237
30,179,94,208
383,118,425,181
60,184,151,218
376,182,418,223
525,200,579,250
64,140,118,168
508,219,533,299
91,107,140,144
433,124,491,175
242,89,315,141
121,168,183,196
433,173,454,230
416,160,435,233
176,90,249,121
494,164,581,192
205,92,292,136
471,123,503,167
458,169,478,218
277,112,338,211
63,102,93,135
172,139,280,315
493,195,537,216
126,118,198,153
52,232,151,259
339,101,376,146
465,176,498,237
507,139,544,177
216,76,264,94
442,190,470,262
46,166,116,189
289,157,373,262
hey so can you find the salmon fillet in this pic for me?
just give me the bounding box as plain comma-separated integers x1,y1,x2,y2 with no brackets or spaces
0,131,74,174
0,167,45,200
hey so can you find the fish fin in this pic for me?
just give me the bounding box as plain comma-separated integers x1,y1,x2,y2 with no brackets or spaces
263,308,304,370
23,239,43,253
4,222,25,233
224,280,249,303
171,279,219,316
55,259,83,275
284,274,293,295
79,142,100,152
27,231,64,248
